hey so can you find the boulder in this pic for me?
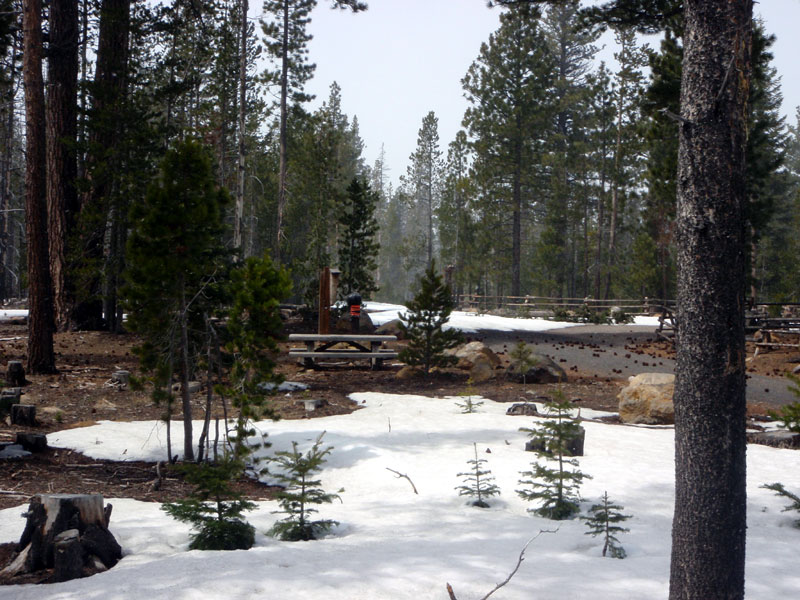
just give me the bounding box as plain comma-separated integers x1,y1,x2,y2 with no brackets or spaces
396,366,424,380
506,352,567,384
333,311,376,334
446,341,501,370
469,358,495,383
618,373,675,425
525,426,586,457
376,319,405,339
746,430,800,449
506,403,540,416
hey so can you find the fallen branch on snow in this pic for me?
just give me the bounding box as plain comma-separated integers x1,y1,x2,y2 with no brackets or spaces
446,528,558,600
386,467,418,494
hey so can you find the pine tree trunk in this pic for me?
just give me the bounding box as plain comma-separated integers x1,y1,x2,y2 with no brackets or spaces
179,282,194,462
47,0,80,332
76,0,130,330
0,33,18,303
234,0,248,255
23,0,56,374
669,2,752,598
275,1,290,262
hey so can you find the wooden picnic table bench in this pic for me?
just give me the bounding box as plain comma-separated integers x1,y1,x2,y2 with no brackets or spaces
288,334,398,369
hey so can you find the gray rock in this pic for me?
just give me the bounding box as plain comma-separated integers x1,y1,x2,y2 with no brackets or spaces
376,319,405,339
506,351,567,384
258,381,309,393
746,430,800,449
506,403,540,416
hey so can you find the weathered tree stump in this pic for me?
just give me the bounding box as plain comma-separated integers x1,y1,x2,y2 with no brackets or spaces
11,404,36,426
525,426,586,457
6,361,26,387
0,494,121,582
0,388,21,417
16,432,47,453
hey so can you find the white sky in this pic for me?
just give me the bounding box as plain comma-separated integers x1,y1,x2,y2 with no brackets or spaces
303,0,800,188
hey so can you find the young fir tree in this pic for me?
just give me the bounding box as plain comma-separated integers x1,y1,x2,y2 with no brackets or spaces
517,390,590,520
222,254,292,461
581,491,631,558
761,483,800,527
455,378,483,413
509,341,539,386
337,177,380,299
268,432,341,541
455,442,500,508
162,456,256,551
399,261,463,374
124,139,230,463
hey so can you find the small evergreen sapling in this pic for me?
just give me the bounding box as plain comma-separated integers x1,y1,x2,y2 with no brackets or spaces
268,432,342,541
399,261,463,374
509,341,538,386
761,482,800,527
455,378,483,413
517,390,590,520
455,442,500,508
581,491,631,558
162,456,256,550
769,374,800,433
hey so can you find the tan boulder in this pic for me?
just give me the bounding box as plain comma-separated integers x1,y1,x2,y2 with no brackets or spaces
469,358,495,383
618,373,675,424
446,341,501,369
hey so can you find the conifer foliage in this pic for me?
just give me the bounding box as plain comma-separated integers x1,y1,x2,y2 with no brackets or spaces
517,391,590,520
455,442,500,508
162,457,257,551
399,261,463,374
337,177,380,298
581,491,631,558
761,483,800,527
124,139,230,462
268,432,341,541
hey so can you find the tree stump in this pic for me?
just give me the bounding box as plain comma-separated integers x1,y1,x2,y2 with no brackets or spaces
11,404,36,426
16,432,47,453
6,361,26,387
0,494,121,581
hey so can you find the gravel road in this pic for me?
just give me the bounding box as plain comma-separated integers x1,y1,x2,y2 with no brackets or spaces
472,324,796,409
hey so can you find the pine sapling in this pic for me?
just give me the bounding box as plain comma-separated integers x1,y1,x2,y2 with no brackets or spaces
162,455,256,551
268,432,342,541
761,482,800,527
455,378,483,413
509,341,538,386
455,442,500,508
581,491,631,558
517,390,590,520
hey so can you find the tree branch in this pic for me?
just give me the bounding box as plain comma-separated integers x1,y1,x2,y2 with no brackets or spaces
446,528,558,600
386,467,418,494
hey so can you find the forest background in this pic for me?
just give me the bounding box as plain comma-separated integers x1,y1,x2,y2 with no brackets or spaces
1,0,799,336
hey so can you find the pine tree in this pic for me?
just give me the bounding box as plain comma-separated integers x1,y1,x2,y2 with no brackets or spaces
462,4,555,297
761,483,800,527
455,379,483,413
268,432,341,541
162,456,256,550
455,442,500,508
581,491,631,558
509,341,538,386
399,261,463,374
407,111,443,266
517,390,590,520
124,139,230,462
337,177,380,299
222,254,291,461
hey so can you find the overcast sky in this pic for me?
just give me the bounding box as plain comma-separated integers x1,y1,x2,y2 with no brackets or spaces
303,0,800,188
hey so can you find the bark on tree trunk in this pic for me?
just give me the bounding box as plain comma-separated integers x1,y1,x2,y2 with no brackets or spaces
76,0,130,330
234,0,248,254
275,1,290,262
23,0,56,374
47,0,80,332
669,2,752,599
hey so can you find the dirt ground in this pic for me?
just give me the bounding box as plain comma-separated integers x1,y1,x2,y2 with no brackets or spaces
0,319,795,523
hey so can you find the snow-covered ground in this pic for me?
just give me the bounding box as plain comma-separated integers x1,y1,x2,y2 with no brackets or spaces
2,394,799,599
364,301,661,332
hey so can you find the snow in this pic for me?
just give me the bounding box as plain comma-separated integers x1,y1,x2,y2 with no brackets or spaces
364,302,580,333
3,394,800,599
0,310,27,322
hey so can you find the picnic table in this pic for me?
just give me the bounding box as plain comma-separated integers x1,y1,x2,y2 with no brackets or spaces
288,334,398,369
